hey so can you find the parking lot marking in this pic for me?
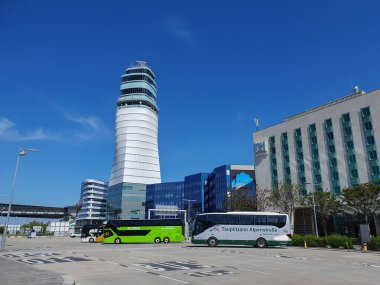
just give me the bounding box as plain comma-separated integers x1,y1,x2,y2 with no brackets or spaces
158,274,188,284
237,268,272,275
129,256,150,262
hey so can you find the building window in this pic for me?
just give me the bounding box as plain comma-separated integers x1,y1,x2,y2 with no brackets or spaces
325,119,332,127
367,136,375,145
331,158,337,167
364,122,373,131
299,164,305,172
372,166,380,175
329,145,336,154
309,124,316,132
298,153,303,160
351,169,358,178
313,162,320,170
312,149,319,158
342,113,350,122
315,175,322,184
327,132,334,140
369,150,378,160
282,133,288,140
349,155,356,164
346,141,354,149
296,141,302,148
344,128,352,136
361,107,370,117
295,128,301,137
332,172,339,180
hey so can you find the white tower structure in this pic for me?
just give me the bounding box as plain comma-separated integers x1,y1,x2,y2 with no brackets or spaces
108,61,161,219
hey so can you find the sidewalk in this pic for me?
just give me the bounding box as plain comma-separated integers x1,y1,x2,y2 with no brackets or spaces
0,256,73,285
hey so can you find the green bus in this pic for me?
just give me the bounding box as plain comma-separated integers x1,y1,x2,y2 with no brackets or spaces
103,219,185,244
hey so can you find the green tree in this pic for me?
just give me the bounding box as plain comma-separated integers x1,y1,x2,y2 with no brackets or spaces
268,182,302,233
303,191,342,237
341,182,380,224
223,188,256,211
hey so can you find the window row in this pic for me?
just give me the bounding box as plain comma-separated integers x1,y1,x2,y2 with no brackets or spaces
125,68,155,79
120,87,156,99
121,74,156,87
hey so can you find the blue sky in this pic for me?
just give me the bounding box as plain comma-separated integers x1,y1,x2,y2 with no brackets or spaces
1,0,380,207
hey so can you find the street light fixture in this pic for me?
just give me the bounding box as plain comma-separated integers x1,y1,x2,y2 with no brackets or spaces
304,182,319,238
0,148,39,251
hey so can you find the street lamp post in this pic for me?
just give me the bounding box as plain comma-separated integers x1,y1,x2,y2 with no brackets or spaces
183,199,196,223
0,148,39,252
305,182,319,237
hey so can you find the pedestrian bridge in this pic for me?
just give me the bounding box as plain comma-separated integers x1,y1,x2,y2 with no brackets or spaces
0,203,78,220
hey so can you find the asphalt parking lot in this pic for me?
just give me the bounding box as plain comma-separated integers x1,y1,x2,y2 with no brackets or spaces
1,237,379,285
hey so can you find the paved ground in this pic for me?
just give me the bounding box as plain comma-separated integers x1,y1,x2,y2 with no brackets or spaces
1,237,379,285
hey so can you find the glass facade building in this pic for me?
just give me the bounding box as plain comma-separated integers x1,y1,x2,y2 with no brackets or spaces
145,182,184,218
108,61,161,220
184,173,209,219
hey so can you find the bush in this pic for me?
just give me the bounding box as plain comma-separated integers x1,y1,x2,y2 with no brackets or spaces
318,237,328,248
304,235,319,247
327,235,353,249
290,234,304,246
368,237,380,251
350,238,360,245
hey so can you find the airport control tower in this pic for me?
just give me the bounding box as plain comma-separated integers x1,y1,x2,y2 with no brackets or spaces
108,61,161,219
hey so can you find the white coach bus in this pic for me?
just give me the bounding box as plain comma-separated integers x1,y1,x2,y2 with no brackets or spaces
191,212,291,248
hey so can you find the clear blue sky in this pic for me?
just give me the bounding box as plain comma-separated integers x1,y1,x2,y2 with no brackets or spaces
1,0,380,207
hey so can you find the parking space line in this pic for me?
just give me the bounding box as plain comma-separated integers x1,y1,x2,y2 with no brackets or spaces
158,274,188,284
237,268,272,275
129,256,150,262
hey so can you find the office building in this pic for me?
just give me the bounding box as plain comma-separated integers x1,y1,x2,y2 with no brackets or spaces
146,182,184,218
205,165,255,213
254,87,380,194
108,61,161,220
145,165,255,219
76,179,108,227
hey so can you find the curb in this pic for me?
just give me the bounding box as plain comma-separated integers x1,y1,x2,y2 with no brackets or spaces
62,275,75,285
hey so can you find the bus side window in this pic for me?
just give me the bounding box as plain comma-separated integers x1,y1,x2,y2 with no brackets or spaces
222,214,239,225
255,215,267,225
239,215,254,225
206,214,219,228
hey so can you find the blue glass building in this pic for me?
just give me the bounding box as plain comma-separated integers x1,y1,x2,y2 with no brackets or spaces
145,165,255,219
184,173,209,219
145,182,184,218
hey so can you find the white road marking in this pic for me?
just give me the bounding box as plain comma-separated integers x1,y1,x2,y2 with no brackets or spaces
129,256,150,261
158,274,188,284
104,260,120,265
238,268,272,275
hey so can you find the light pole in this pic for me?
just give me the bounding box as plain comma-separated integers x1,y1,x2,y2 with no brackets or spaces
0,148,39,251
304,182,319,237
183,199,196,223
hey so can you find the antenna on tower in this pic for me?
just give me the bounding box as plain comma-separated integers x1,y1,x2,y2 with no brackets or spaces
136,60,147,67
254,116,259,131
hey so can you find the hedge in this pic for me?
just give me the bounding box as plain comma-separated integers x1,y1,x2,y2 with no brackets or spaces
368,236,380,251
291,234,353,249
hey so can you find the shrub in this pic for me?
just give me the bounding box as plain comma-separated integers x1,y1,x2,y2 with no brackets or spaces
327,235,353,249
318,237,328,248
304,235,319,247
290,234,304,246
368,237,380,251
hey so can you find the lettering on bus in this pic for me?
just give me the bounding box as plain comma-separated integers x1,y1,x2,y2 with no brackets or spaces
221,226,278,233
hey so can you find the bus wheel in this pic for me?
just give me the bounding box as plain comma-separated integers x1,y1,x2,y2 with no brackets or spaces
163,237,170,243
207,237,218,247
114,238,121,244
89,238,94,243
256,238,267,248
154,237,161,243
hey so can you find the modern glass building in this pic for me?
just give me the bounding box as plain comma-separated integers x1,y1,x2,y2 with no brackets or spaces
204,165,255,213
145,182,184,218
76,179,108,227
108,61,161,220
184,173,209,219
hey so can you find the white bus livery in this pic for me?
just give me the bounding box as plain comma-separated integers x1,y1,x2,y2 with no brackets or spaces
191,212,291,248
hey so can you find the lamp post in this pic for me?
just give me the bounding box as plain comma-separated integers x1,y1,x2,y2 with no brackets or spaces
183,199,196,223
304,182,319,237
0,148,39,251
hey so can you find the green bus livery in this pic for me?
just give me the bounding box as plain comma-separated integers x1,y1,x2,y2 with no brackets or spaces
103,219,185,244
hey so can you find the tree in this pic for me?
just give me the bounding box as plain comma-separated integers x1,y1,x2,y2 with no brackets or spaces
254,186,271,212
268,182,302,233
303,191,342,237
223,188,256,211
341,182,380,225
